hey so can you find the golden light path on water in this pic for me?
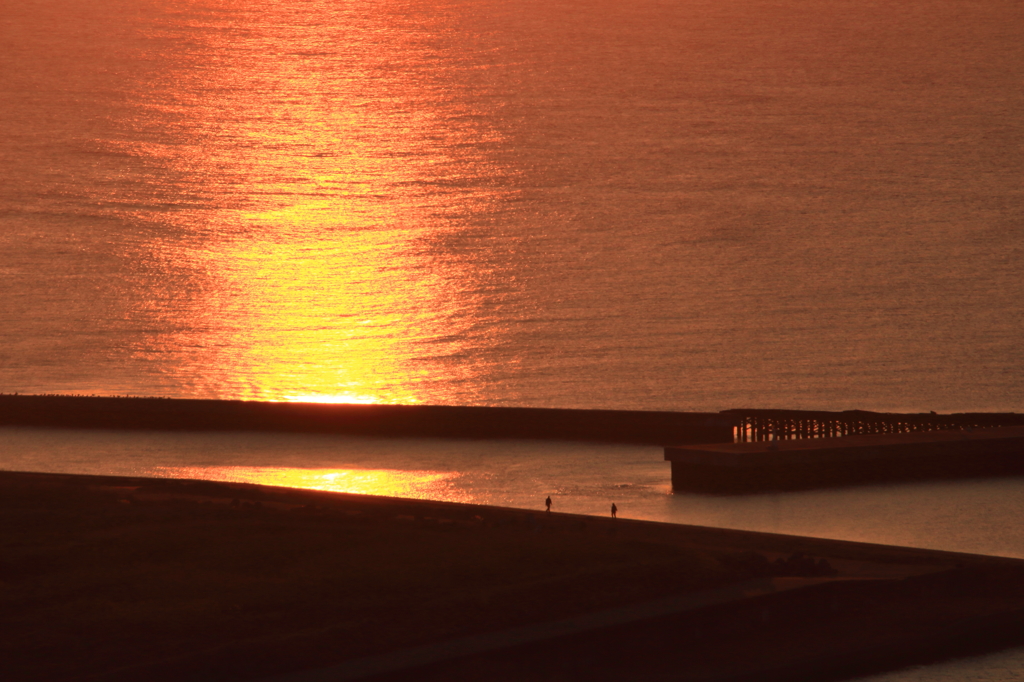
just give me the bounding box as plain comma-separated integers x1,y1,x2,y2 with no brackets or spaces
124,0,513,405
189,234,454,406
154,465,471,503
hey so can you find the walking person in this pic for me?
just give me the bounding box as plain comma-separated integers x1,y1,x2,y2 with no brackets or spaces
610,503,617,518
545,496,552,512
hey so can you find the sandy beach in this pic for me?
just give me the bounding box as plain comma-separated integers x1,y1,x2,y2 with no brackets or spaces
3,470,1024,681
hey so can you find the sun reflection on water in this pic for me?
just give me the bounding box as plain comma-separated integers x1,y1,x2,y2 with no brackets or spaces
279,393,385,405
118,0,515,405
154,465,469,502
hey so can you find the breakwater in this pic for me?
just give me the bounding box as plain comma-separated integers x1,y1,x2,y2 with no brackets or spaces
4,396,1023,449
0,394,732,446
666,426,1024,493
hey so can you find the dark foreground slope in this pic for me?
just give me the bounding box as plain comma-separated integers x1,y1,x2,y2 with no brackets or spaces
2,471,1023,682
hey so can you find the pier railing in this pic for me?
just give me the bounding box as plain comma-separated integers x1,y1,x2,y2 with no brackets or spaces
722,409,1024,443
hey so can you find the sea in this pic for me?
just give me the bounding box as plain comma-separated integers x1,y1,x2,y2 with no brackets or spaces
2,0,1024,678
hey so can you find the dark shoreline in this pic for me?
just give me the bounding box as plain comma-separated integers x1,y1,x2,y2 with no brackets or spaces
3,470,1024,682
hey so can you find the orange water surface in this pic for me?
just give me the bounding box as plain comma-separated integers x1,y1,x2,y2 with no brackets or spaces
154,465,471,502
3,0,1022,412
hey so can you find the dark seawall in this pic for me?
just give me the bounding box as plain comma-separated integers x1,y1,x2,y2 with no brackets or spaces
666,426,1024,493
0,394,734,446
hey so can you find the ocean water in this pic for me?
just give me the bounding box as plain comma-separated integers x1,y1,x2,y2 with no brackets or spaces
2,0,1022,413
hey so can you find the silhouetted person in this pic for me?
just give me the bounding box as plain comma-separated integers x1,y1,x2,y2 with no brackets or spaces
611,503,617,518
545,496,552,512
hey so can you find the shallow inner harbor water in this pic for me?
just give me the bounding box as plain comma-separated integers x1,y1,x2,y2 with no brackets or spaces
5,426,1023,559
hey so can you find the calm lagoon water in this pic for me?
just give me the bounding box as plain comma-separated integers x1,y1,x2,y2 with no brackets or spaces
4,426,1024,560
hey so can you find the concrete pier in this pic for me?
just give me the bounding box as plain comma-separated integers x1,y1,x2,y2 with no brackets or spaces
665,426,1024,493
